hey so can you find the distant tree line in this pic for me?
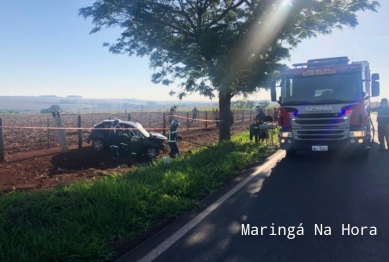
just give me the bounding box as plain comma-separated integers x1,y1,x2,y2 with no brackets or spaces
231,100,272,111
40,105,61,114
59,99,78,104
0,109,21,115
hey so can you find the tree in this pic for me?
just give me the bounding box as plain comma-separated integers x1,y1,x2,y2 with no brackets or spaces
40,104,61,114
79,0,379,141
231,100,246,111
245,100,255,110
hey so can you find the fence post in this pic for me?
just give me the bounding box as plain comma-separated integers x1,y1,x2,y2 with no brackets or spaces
78,115,82,149
47,118,50,147
128,114,131,121
52,111,69,153
186,112,189,131
163,113,166,136
250,110,252,120
242,110,244,122
205,111,208,128
0,118,4,163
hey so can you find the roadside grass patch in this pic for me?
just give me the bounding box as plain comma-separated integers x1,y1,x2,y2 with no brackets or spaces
0,131,276,262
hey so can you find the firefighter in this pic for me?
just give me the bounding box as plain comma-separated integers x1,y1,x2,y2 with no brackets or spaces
108,118,122,159
371,98,389,151
167,119,182,158
214,109,220,127
249,118,261,143
273,108,278,122
192,107,199,122
255,107,266,123
119,129,132,158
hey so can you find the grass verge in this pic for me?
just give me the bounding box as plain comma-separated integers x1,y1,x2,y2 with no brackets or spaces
0,130,278,262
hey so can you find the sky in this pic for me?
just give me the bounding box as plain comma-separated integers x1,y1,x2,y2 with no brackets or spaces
0,0,388,103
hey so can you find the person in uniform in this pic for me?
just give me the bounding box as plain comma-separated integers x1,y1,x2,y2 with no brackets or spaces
273,108,278,122
108,118,122,159
255,107,266,123
214,109,220,127
371,98,389,151
167,119,182,158
119,129,132,158
192,107,199,122
249,118,261,143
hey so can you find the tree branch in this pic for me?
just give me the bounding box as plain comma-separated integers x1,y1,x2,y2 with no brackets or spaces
207,0,247,29
177,0,198,32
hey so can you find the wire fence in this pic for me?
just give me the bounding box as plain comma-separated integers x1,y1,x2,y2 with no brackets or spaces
0,110,266,155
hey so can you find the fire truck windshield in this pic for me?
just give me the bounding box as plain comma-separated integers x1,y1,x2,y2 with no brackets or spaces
281,72,362,105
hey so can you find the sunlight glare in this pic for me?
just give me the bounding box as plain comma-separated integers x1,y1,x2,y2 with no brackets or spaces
244,0,293,57
281,0,294,7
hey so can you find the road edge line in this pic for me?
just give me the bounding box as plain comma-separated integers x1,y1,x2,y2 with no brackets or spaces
136,149,285,262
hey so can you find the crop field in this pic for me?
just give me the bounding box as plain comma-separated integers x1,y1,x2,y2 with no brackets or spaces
0,110,257,154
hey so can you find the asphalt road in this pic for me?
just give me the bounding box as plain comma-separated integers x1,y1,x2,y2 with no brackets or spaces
120,125,389,262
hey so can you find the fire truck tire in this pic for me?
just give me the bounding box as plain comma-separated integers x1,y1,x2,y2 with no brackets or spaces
285,150,297,156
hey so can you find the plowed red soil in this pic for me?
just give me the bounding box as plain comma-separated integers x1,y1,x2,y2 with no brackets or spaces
0,121,254,192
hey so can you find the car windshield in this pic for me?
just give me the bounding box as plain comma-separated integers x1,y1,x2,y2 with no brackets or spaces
281,72,362,105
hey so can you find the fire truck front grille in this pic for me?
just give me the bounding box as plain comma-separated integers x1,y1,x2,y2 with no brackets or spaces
296,113,339,118
296,130,344,140
295,119,346,125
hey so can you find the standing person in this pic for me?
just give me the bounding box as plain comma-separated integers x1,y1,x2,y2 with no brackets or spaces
119,129,132,158
167,119,182,158
108,118,122,160
371,98,389,151
255,107,266,122
249,118,261,143
263,112,273,122
273,108,278,122
214,109,220,127
192,107,199,122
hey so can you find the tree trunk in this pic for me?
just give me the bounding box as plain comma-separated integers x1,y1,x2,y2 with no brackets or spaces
219,91,232,141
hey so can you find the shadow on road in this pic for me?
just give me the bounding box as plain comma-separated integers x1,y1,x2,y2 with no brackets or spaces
154,142,389,262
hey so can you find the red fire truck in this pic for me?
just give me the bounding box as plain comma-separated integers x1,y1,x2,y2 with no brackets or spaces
270,57,380,158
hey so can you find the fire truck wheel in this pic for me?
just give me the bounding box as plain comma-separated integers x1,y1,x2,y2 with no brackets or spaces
285,150,297,156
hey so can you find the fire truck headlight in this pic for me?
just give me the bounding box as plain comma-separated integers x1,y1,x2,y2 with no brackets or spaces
281,132,293,138
349,131,366,137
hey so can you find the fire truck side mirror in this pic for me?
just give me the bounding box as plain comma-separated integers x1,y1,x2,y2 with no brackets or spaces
270,81,277,102
372,73,380,81
372,81,380,97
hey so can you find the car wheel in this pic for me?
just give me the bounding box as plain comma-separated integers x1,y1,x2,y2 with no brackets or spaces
92,138,104,151
146,147,159,159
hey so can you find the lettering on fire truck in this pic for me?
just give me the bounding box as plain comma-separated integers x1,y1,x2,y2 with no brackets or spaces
302,69,336,77
305,106,334,112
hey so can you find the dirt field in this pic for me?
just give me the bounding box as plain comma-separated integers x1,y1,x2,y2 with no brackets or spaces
0,121,263,193
0,111,255,154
